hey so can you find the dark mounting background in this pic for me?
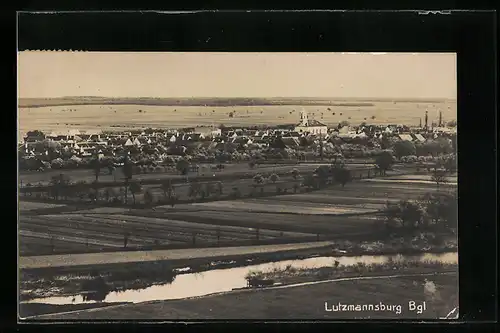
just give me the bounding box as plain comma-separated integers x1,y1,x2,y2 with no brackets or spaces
12,9,498,331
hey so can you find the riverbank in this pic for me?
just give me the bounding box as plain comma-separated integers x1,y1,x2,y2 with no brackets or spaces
25,270,458,320
20,234,457,302
19,302,131,318
245,259,457,286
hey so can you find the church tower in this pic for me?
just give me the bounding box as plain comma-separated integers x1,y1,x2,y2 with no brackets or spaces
300,111,309,126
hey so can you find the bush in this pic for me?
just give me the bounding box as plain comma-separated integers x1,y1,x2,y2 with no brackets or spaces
374,151,394,175
50,158,64,169
253,174,264,184
393,140,417,159
269,173,279,183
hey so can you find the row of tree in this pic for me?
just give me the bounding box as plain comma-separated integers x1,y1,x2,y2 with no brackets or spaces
392,138,455,159
379,190,457,232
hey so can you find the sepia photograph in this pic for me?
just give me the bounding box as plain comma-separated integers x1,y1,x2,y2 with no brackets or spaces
18,52,458,321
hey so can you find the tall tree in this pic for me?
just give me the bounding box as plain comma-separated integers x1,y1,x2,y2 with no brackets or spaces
216,181,223,195
49,173,71,200
333,167,352,188
123,155,134,204
393,140,417,159
176,158,190,175
253,174,264,194
314,165,331,187
431,168,448,190
375,151,395,176
205,182,215,198
269,173,279,183
91,154,101,182
144,189,154,205
188,180,201,200
128,182,142,205
160,180,174,200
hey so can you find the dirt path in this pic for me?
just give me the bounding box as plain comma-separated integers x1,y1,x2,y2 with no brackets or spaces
19,241,335,269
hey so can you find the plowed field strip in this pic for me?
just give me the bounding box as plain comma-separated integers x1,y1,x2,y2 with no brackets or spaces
65,214,268,240
23,215,223,244
90,214,311,238
20,219,129,244
167,210,370,229
20,230,123,248
19,218,177,248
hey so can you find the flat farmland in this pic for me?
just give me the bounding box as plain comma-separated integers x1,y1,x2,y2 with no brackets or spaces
159,174,456,234
189,199,381,215
162,209,377,235
18,213,317,256
18,173,456,256
19,162,335,186
18,100,456,136
19,162,374,205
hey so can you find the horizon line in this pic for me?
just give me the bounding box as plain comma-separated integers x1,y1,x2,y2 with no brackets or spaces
19,96,456,100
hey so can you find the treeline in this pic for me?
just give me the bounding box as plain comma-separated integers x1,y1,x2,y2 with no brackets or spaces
377,190,457,234
19,97,388,108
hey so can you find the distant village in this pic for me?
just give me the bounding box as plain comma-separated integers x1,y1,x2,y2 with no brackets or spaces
19,110,457,172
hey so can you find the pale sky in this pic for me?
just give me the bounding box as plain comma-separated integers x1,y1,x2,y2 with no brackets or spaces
18,52,456,99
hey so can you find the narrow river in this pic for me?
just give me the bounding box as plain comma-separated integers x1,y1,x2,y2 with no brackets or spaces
23,251,457,305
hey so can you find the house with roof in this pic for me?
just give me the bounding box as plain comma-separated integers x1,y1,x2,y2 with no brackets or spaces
337,125,360,140
187,133,206,141
384,126,394,134
231,136,253,145
281,137,300,149
433,127,457,134
269,137,288,150
398,134,414,142
79,129,102,141
133,137,152,146
245,129,258,137
124,138,134,147
226,131,238,139
191,126,221,138
294,111,328,135
46,131,68,141
413,133,426,143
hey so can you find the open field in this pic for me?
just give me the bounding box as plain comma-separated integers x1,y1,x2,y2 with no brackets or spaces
19,172,456,256
18,99,456,136
19,212,319,257
18,164,380,208
189,199,381,215
157,176,456,232
19,162,373,186
29,273,457,320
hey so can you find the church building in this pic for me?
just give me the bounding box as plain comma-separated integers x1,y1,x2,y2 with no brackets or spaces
294,111,328,135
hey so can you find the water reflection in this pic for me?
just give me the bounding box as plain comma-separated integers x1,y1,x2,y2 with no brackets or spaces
80,276,110,303
23,252,457,305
